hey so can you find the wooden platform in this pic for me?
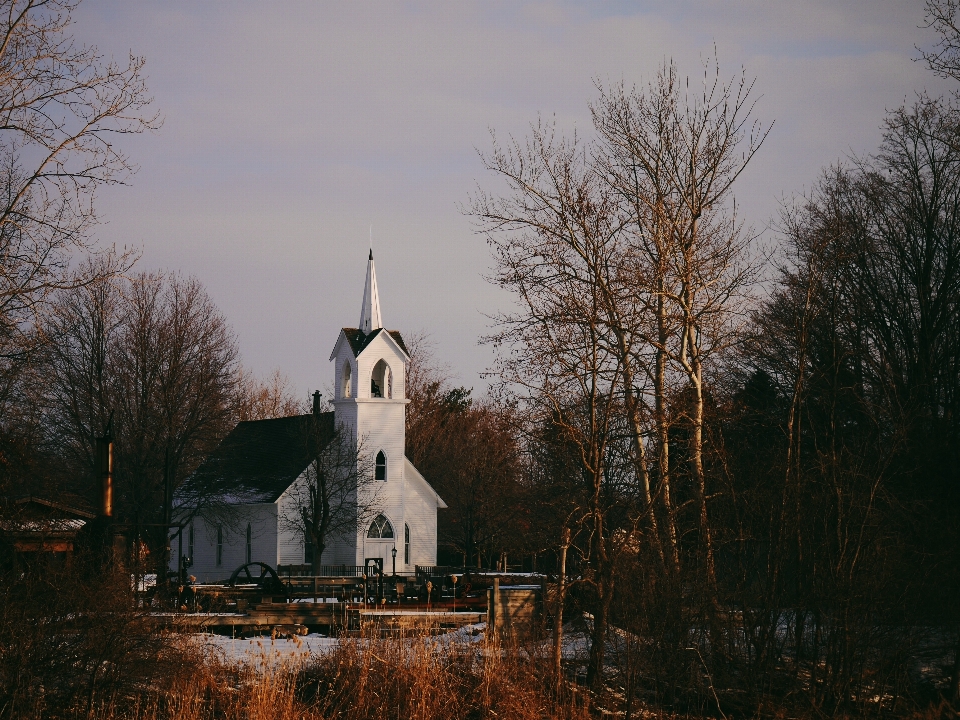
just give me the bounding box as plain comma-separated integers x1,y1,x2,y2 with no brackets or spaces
150,602,485,636
354,609,484,631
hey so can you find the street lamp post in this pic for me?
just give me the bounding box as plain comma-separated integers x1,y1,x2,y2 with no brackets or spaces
391,545,397,577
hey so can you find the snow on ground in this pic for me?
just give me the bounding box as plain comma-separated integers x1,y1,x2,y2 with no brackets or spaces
196,632,338,668
189,617,598,672
429,622,487,648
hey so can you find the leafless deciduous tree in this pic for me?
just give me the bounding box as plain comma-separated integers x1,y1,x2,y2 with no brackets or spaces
923,0,960,81
281,423,381,573
593,59,768,586
471,57,766,687
0,0,156,494
44,270,238,573
235,367,305,421
472,119,641,686
0,0,156,369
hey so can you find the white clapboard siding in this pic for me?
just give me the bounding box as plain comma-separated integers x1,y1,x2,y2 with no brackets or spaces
171,504,278,583
170,263,445,581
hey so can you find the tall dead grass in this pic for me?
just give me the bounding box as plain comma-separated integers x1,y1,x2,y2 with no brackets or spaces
28,631,589,720
298,632,586,720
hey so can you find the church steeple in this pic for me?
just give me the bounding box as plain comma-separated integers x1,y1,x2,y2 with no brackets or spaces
358,249,382,334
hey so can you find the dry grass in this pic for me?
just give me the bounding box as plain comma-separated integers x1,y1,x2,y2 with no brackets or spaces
0,554,590,720
298,632,587,720
24,630,590,720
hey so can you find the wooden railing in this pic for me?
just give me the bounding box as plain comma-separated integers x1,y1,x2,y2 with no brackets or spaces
415,565,464,578
278,564,366,577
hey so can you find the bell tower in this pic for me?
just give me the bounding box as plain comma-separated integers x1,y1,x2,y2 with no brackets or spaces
328,251,411,567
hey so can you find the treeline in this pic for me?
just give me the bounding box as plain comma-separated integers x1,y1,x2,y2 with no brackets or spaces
5,268,305,573
0,1,303,575
433,11,960,717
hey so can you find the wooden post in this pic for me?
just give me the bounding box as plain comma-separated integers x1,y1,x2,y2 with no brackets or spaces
554,527,570,690
313,575,318,603
491,578,500,637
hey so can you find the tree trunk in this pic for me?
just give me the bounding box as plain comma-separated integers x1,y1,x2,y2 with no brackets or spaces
619,355,664,566
656,288,681,572
690,359,717,589
586,540,616,688
553,527,570,692
681,215,716,592
950,625,960,705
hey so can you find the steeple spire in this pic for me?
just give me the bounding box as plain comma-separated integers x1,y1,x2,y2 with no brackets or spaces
358,249,382,334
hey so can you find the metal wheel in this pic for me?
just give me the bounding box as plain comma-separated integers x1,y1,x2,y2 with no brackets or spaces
228,561,286,597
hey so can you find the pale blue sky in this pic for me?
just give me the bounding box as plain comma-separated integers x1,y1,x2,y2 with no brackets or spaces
76,0,952,398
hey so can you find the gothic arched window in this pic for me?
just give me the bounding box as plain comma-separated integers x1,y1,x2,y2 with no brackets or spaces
367,513,394,539
375,450,386,481
342,361,352,398
371,359,391,398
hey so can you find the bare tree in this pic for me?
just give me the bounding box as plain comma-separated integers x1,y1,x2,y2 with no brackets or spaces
472,121,639,686
44,271,239,573
281,423,381,573
0,0,156,370
922,0,960,81
594,59,767,588
235,367,305,421
0,0,156,493
42,257,121,491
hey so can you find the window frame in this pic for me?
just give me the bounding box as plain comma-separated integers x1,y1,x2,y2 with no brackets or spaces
367,513,395,539
342,360,352,398
304,535,315,565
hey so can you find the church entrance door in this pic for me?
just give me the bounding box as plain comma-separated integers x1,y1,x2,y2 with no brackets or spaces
365,541,395,577
365,514,397,578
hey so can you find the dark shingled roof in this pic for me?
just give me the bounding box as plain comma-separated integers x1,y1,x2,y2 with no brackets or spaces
11,496,96,519
341,327,409,357
180,412,335,505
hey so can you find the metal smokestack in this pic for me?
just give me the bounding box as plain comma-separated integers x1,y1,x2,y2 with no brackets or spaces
96,423,114,518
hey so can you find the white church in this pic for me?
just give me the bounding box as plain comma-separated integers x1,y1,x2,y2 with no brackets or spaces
174,252,446,582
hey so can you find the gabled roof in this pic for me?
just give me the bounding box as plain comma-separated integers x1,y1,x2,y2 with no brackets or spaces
178,412,335,506
1,496,95,534
339,327,410,358
13,496,96,519
404,457,447,509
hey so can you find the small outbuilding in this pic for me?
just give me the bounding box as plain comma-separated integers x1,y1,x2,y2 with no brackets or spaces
1,496,96,569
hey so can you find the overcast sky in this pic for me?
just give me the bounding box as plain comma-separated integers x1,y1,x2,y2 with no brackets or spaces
75,0,952,399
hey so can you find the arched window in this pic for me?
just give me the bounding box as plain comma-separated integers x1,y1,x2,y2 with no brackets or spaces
371,359,391,398
404,523,410,565
245,523,252,564
375,450,387,481
367,514,394,539
341,361,352,398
